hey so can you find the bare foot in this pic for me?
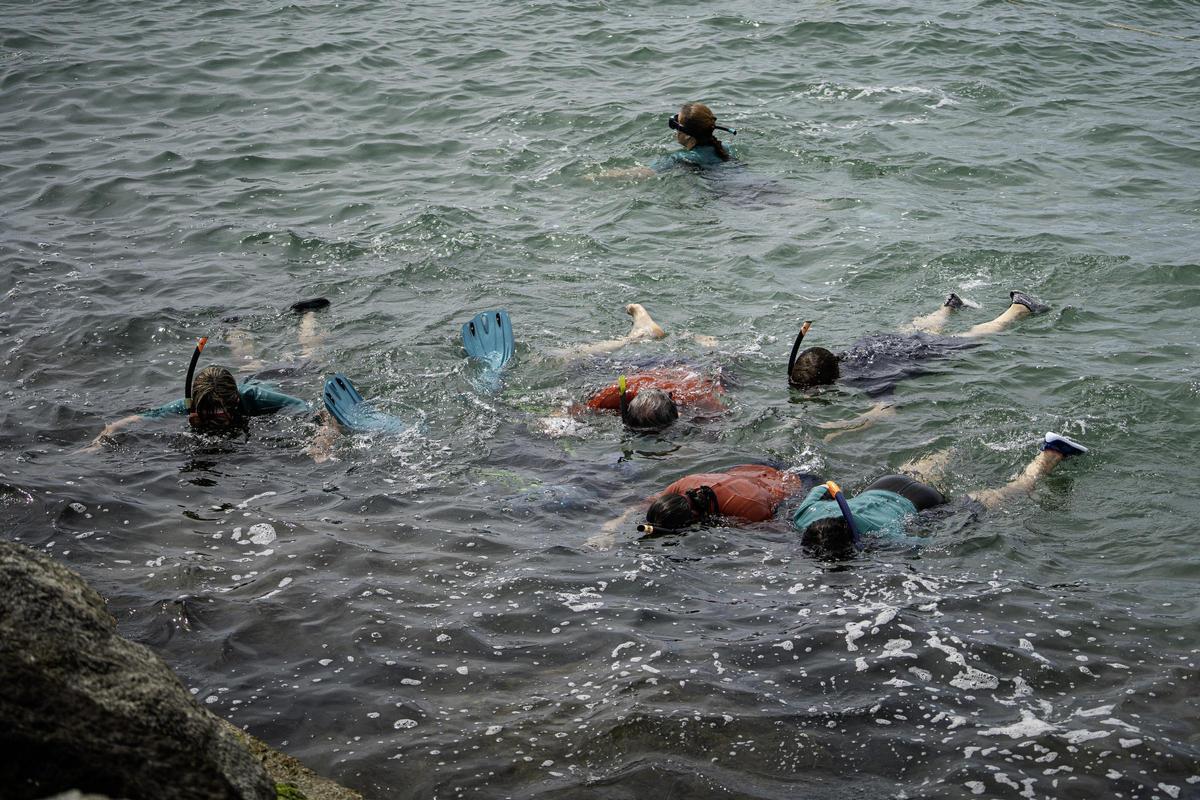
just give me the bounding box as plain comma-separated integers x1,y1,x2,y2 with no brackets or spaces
625,303,666,340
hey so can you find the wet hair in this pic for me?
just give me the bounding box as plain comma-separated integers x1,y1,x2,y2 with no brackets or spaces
621,388,679,431
190,366,243,427
676,103,730,162
800,515,856,560
645,486,719,531
788,347,840,389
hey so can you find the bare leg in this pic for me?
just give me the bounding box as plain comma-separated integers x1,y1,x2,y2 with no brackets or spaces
969,450,1064,509
562,303,667,359
907,305,954,334
900,448,953,483
225,328,265,373
297,310,323,360
962,303,1029,338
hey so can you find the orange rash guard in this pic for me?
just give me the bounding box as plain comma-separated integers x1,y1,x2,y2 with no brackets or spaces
585,367,725,412
659,466,803,523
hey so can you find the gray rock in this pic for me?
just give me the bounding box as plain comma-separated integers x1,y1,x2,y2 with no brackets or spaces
0,541,275,800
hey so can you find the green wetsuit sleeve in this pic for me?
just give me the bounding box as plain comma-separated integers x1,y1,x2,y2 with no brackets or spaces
238,382,310,416
792,485,836,530
140,398,188,418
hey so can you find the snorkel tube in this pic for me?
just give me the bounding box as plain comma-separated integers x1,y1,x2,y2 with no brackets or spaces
668,115,737,136
617,374,631,425
183,337,209,411
787,320,813,379
824,480,863,550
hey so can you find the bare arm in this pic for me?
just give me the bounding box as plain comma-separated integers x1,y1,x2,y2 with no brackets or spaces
306,411,341,464
79,414,144,453
819,400,896,442
590,166,655,180
584,506,644,551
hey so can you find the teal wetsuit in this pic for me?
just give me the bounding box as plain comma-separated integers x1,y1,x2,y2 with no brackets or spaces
142,380,309,418
651,144,729,172
792,484,918,541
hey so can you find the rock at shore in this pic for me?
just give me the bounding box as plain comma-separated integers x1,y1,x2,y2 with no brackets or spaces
0,540,275,800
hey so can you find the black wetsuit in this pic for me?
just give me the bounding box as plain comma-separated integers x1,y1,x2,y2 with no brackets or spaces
838,332,978,399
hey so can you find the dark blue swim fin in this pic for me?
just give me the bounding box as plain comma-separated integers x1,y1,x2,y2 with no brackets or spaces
322,374,407,434
462,310,514,370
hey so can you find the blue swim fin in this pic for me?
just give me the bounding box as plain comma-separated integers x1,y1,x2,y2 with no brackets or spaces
461,309,514,371
322,374,407,434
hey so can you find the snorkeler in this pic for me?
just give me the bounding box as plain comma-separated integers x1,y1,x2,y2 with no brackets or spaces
82,362,310,451
588,464,818,548
589,431,1088,551
541,303,722,434
789,290,1052,438
81,301,327,452
595,102,736,179
794,432,1089,559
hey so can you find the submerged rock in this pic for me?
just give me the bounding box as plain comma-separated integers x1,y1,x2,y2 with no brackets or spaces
0,540,274,800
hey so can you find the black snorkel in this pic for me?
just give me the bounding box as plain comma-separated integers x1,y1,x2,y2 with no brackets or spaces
668,115,737,137
824,480,863,550
637,486,718,537
183,336,209,411
787,320,813,380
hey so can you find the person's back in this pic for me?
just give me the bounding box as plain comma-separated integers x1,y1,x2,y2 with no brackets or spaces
664,465,805,522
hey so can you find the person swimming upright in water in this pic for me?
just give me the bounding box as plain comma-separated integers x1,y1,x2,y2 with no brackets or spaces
596,102,736,180
789,290,1052,438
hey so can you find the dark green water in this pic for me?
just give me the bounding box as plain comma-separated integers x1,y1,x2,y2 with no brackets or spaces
2,1,1199,797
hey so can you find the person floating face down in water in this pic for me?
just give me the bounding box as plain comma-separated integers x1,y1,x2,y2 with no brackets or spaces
595,102,736,180
586,464,815,549
788,290,1053,439
539,303,725,435
587,431,1088,552
793,432,1089,559
81,300,327,452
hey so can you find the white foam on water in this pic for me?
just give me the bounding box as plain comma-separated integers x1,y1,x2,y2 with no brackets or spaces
485,725,503,736
979,709,1057,738
237,491,277,509
1075,704,1114,718
248,523,276,546
1060,729,1110,744
880,638,915,659
393,719,418,729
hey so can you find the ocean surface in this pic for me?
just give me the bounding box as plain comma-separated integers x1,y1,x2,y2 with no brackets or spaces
3,1,1199,797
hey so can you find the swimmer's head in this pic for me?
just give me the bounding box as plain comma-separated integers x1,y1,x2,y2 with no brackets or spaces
189,365,244,430
621,388,679,432
668,103,732,162
644,486,719,532
788,347,840,389
671,103,717,146
800,515,856,560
